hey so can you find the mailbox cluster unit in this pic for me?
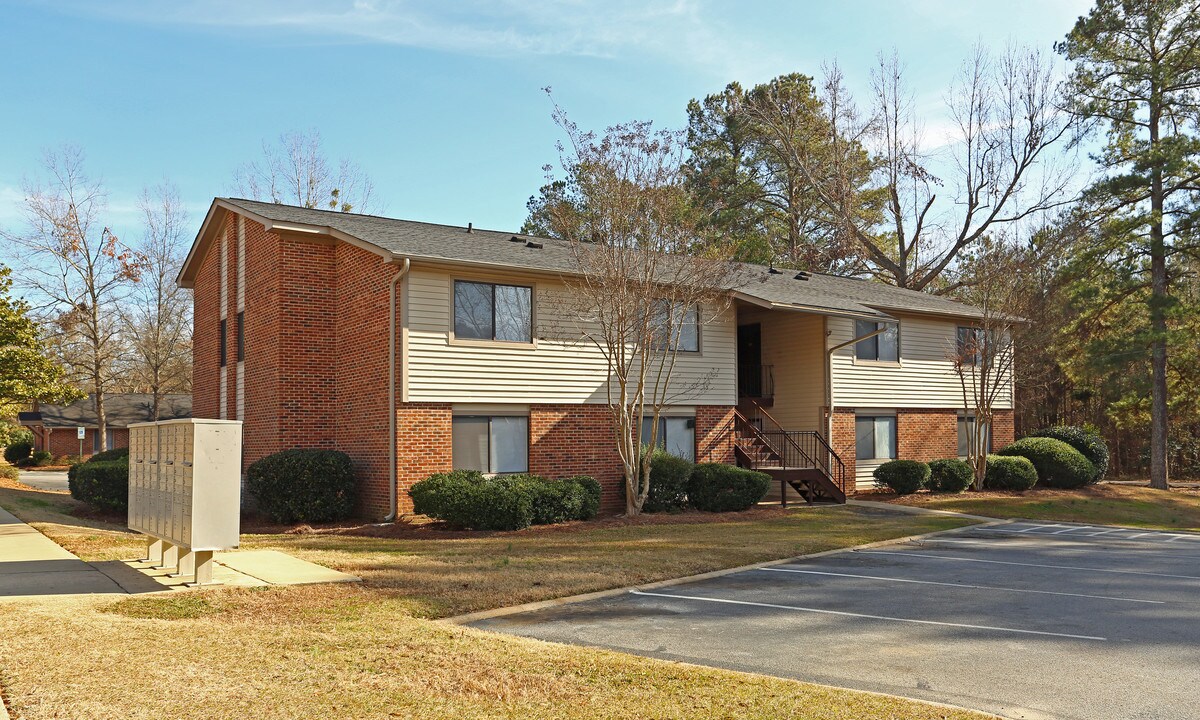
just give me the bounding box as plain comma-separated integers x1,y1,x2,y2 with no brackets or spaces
128,418,243,584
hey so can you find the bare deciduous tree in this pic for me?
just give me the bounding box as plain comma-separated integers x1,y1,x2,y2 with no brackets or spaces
2,147,144,452
542,99,736,515
121,182,192,419
951,238,1029,488
233,129,378,213
749,45,1074,292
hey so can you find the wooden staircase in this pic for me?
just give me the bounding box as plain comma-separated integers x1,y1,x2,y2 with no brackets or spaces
727,404,847,505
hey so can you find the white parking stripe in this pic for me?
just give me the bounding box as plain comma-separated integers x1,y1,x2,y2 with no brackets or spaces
1052,526,1092,534
757,567,1164,604
855,550,1200,580
1016,524,1059,533
628,590,1108,641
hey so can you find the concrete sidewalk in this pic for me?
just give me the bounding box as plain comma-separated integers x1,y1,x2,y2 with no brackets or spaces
0,506,126,599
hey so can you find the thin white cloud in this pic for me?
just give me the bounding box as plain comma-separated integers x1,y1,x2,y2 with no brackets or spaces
46,0,784,79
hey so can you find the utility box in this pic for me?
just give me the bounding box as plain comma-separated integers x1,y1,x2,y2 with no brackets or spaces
128,418,243,584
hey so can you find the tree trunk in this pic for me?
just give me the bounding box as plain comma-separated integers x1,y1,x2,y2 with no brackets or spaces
1148,101,1170,491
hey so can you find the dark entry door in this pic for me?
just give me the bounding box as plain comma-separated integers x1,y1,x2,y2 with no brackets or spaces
737,323,762,398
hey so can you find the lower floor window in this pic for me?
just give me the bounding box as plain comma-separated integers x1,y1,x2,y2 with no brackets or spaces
957,416,991,457
452,415,529,473
641,415,696,462
855,415,896,461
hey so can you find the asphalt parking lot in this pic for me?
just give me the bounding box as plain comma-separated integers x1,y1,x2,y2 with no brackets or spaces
473,521,1200,720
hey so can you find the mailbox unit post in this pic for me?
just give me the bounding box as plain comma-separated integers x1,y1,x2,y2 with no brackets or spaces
128,418,243,585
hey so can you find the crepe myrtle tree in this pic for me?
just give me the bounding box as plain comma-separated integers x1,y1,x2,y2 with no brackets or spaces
540,92,736,515
950,238,1028,489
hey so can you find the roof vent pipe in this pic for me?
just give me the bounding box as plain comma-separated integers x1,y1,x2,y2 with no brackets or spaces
768,266,783,275
467,222,473,233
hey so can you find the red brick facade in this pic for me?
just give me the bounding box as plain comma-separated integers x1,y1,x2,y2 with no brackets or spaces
31,427,130,459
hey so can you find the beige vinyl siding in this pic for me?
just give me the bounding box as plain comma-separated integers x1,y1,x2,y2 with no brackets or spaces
737,306,826,431
404,267,736,405
828,314,1013,410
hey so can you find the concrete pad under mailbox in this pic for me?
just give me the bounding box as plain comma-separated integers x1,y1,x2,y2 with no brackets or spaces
214,550,360,586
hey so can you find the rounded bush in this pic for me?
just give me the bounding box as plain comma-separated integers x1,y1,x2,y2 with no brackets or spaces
984,454,1038,490
89,447,130,464
68,459,129,512
928,458,974,493
409,472,599,530
245,449,357,524
1032,426,1109,483
0,465,18,481
642,450,693,513
687,463,771,512
873,460,930,495
561,475,601,520
997,437,1094,489
4,441,32,464
30,450,53,467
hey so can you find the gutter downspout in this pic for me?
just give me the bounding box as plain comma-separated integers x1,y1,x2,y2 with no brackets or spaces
385,257,411,522
824,323,890,442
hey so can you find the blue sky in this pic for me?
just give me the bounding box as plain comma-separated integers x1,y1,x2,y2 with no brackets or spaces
0,0,1093,237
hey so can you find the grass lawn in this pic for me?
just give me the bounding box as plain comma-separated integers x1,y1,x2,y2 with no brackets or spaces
877,482,1200,532
0,477,991,720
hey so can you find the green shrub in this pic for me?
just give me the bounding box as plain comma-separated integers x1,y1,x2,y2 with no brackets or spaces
68,459,129,512
984,454,1038,490
0,465,18,481
1032,425,1109,483
997,437,1094,489
409,472,599,530
561,475,601,520
3,441,32,464
30,450,53,467
687,463,771,512
873,459,930,495
245,449,357,524
928,458,974,493
642,450,693,513
88,447,130,464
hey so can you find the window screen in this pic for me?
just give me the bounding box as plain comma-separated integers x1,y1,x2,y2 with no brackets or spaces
454,281,532,342
452,416,529,473
855,415,896,460
855,320,898,361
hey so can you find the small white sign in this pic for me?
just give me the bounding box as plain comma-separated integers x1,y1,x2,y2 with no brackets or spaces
77,426,86,440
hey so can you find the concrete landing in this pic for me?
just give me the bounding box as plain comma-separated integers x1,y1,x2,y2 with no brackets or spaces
120,550,359,589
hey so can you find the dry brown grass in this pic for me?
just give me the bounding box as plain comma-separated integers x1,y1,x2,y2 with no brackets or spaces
873,482,1200,531
0,477,990,720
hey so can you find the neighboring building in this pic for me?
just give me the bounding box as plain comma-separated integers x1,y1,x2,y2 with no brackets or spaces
178,198,1014,519
19,393,192,458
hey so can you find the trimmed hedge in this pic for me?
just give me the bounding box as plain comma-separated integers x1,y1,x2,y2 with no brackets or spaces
928,458,974,493
1032,425,1109,483
68,459,129,512
409,472,601,531
3,441,31,464
984,454,1038,490
89,447,130,464
245,449,357,524
687,463,771,512
997,437,1095,489
873,460,930,495
642,450,693,513
30,450,52,466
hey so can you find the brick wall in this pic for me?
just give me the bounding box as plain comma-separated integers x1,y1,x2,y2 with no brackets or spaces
192,216,223,420
829,409,857,494
529,404,625,511
395,402,453,515
897,408,959,462
696,405,736,465
36,427,130,459
242,218,282,469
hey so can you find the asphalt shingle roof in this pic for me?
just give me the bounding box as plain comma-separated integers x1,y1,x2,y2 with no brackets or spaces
18,394,192,428
220,197,985,320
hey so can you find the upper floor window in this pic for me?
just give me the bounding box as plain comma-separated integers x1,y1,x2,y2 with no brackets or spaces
956,326,986,365
454,280,532,343
236,311,245,363
855,320,898,362
650,301,700,352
